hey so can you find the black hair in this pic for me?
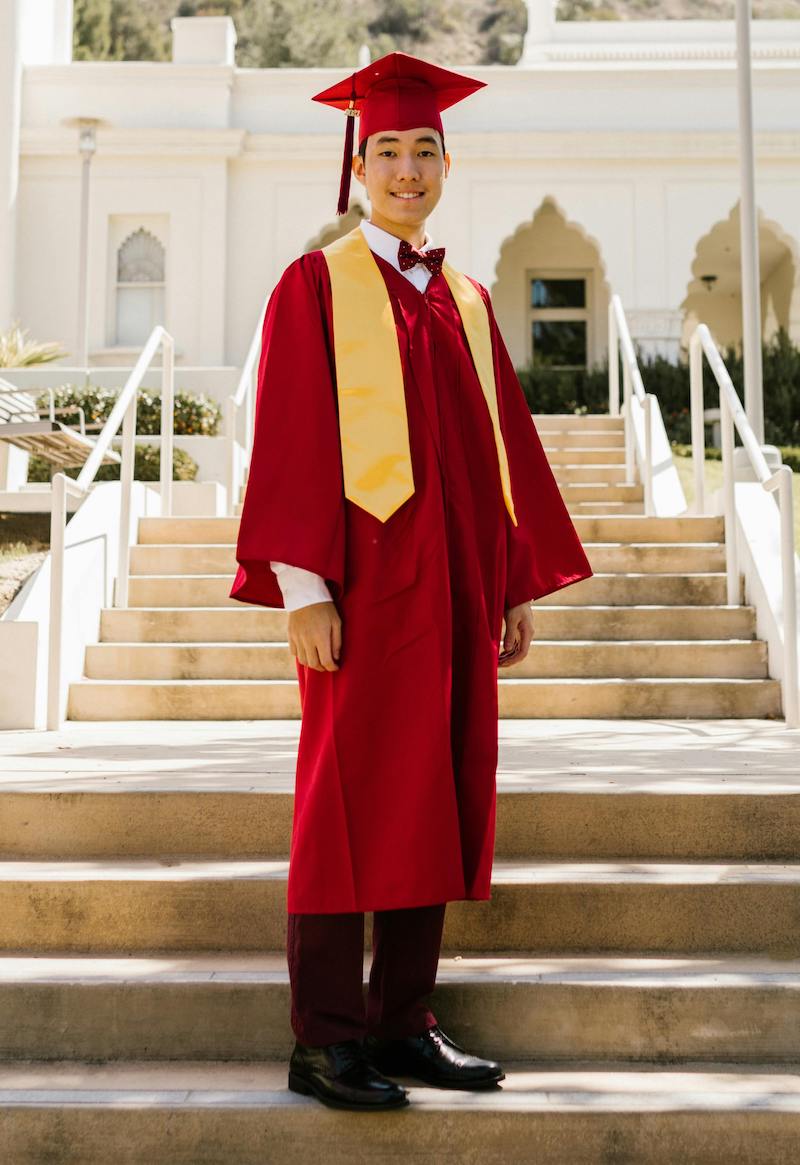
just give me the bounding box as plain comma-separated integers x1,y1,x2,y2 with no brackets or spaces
358,129,446,164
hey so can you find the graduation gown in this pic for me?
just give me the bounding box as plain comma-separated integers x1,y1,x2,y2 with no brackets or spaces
230,245,594,913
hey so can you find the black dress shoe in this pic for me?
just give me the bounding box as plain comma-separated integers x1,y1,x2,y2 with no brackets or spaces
288,1038,409,1111
364,1024,505,1090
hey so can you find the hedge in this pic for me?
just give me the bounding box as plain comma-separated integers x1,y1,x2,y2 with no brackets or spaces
27,443,198,483
33,384,222,436
516,326,800,448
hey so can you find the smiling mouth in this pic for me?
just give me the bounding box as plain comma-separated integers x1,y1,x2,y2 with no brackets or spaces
391,191,425,200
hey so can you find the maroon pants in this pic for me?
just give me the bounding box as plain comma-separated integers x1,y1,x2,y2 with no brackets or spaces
286,902,447,1046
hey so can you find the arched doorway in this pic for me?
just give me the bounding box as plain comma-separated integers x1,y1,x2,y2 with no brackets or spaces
681,204,800,353
304,201,367,253
491,197,611,372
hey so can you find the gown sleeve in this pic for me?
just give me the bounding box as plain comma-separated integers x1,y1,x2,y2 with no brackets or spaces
229,253,346,609
478,284,595,608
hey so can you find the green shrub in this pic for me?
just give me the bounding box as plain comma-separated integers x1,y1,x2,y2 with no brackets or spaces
671,443,800,475
27,443,198,482
516,326,800,448
33,384,223,436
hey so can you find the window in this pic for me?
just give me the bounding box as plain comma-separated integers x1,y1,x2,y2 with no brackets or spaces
529,272,590,371
115,228,166,347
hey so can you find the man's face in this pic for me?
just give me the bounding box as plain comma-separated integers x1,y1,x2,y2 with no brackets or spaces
351,126,450,232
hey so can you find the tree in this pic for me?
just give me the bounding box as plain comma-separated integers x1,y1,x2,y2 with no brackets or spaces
73,0,112,60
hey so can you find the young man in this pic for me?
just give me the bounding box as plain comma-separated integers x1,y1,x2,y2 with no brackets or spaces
230,52,594,1112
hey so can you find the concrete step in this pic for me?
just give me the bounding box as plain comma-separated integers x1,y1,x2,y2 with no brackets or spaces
238,464,636,490
2,772,797,862
4,1060,799,1165
552,464,631,483
587,543,726,572
547,447,627,464
130,544,240,576
99,604,758,643
236,475,642,521
542,431,625,448
65,676,782,721
137,514,726,546
567,500,646,514
127,541,728,577
81,640,769,681
559,483,644,501
1,858,797,953
1,952,798,1064
535,573,740,606
122,572,737,609
533,414,624,429
234,493,645,518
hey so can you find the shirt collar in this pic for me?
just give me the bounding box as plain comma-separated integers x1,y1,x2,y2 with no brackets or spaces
359,218,433,275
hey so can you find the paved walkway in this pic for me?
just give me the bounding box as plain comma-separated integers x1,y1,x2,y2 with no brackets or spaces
0,718,798,793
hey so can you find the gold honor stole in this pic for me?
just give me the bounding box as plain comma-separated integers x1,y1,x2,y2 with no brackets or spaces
321,225,517,526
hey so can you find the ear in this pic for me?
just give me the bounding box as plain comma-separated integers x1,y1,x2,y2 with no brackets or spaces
351,152,366,188
443,150,451,178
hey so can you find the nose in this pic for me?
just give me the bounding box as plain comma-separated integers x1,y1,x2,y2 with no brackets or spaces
395,152,422,180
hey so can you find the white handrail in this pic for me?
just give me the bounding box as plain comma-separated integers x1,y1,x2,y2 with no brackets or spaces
608,294,656,514
226,295,269,516
47,325,174,728
690,323,798,727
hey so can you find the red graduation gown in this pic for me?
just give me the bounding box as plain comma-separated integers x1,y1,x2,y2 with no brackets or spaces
230,247,594,913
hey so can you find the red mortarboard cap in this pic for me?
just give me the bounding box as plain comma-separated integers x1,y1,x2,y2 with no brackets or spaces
311,51,486,215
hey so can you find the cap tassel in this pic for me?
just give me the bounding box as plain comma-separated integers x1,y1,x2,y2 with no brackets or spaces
336,101,357,216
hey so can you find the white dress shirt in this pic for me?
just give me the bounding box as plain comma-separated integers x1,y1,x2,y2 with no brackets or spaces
270,218,436,611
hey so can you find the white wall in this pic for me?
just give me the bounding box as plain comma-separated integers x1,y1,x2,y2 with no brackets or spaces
11,17,800,371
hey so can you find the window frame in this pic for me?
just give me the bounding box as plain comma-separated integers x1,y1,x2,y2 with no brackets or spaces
106,218,169,350
526,267,593,372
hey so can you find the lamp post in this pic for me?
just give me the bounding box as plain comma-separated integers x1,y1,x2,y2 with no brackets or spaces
734,0,765,445
61,115,108,382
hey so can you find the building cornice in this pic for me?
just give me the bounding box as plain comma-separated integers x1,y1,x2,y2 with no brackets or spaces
20,127,246,158
23,62,237,86
539,45,800,65
19,126,800,163
238,129,800,163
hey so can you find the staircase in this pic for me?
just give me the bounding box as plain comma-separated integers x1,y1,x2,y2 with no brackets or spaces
2,414,797,1160
65,412,783,721
1,718,799,1162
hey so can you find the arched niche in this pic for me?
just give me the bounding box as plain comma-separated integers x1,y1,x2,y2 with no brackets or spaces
304,202,367,253
681,204,800,353
114,227,166,347
490,197,611,371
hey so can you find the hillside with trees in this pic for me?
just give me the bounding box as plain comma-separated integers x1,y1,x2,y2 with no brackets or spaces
72,0,800,67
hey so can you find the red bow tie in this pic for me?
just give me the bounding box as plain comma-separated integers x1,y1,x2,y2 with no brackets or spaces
397,238,446,276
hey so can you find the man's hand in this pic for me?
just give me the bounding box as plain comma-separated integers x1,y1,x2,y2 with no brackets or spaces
288,601,342,672
498,601,534,668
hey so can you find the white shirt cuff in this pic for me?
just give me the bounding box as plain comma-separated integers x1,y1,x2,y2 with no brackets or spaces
270,561,333,611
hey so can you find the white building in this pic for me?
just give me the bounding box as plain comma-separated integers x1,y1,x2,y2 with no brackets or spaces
2,0,800,376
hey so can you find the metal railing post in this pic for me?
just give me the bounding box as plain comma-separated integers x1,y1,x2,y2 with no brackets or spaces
46,472,67,730
689,331,706,516
622,360,635,484
644,393,654,515
777,466,799,725
720,388,739,606
226,395,237,517
160,332,174,517
115,393,137,609
608,301,620,417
